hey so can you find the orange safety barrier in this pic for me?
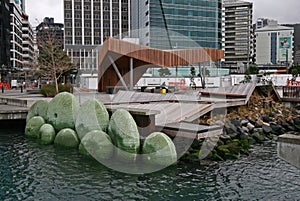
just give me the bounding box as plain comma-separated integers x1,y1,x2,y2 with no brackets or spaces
168,79,187,90
0,82,10,90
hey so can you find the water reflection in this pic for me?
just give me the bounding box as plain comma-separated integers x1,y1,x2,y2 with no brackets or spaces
0,130,300,200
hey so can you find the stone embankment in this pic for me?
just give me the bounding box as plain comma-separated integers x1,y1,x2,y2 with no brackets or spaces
214,92,300,161
186,90,300,161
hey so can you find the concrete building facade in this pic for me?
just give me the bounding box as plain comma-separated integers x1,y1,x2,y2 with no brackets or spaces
255,25,294,67
36,17,64,51
0,0,11,71
21,13,34,70
223,0,253,73
63,0,130,89
131,0,222,50
9,0,24,70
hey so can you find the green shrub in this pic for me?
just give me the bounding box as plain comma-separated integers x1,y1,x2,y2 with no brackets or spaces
58,83,73,93
40,84,73,97
40,84,56,97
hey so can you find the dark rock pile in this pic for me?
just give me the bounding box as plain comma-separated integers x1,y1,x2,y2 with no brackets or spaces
184,91,300,162
210,93,300,161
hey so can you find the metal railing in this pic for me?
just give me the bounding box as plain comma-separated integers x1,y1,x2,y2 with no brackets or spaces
283,86,300,98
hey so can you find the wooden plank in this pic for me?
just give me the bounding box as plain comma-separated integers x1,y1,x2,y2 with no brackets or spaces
159,122,222,134
106,104,160,116
160,126,223,140
201,91,247,98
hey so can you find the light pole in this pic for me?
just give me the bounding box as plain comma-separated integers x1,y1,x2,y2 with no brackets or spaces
286,48,288,74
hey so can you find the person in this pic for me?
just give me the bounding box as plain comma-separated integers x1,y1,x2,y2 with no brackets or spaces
198,92,202,100
281,38,290,48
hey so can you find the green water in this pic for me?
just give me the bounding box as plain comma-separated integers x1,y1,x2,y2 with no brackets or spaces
0,122,300,200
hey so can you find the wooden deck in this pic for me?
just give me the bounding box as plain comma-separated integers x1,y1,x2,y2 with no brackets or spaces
103,84,257,140
106,102,213,125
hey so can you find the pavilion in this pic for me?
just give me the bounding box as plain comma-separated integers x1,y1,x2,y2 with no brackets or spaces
97,37,224,92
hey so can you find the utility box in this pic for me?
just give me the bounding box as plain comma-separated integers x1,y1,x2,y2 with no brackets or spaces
11,80,17,88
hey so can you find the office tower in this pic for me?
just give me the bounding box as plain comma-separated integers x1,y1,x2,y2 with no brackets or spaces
256,24,294,67
223,0,253,73
63,0,130,88
131,0,222,50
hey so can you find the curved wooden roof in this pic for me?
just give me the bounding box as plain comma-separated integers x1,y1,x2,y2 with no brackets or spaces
97,37,224,92
98,37,224,68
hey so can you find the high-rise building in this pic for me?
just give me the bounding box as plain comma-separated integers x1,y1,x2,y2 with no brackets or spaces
131,0,222,50
0,0,11,72
36,17,64,51
255,24,294,67
63,0,130,88
223,0,253,73
9,0,24,70
22,13,34,70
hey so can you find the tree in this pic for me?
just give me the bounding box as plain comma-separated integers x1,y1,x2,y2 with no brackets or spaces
37,32,73,93
158,67,171,77
197,64,210,89
290,64,300,78
190,66,196,89
246,64,259,74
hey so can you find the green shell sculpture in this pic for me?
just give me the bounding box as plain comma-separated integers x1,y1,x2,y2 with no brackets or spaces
75,99,109,140
25,116,45,139
142,132,177,167
39,124,56,145
79,130,114,160
46,92,79,132
54,128,79,149
26,100,49,123
108,109,140,161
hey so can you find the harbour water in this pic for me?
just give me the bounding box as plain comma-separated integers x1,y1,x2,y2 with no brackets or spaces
1,121,300,200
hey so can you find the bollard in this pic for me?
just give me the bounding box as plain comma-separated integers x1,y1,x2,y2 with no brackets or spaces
1,86,4,93
20,85,23,93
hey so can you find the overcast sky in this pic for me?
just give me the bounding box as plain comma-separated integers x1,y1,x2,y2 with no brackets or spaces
25,0,300,27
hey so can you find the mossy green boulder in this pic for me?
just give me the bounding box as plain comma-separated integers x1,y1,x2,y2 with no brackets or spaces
108,109,140,161
75,99,109,140
25,116,45,138
142,132,177,167
54,128,79,149
79,130,114,160
26,100,49,122
47,92,79,132
39,124,56,145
